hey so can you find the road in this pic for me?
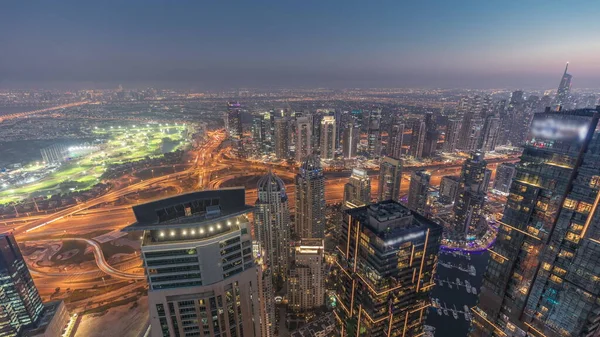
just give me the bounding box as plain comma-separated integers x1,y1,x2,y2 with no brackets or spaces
0,101,90,122
12,131,226,236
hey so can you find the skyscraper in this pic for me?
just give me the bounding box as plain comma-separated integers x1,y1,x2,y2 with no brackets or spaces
472,107,600,337
295,155,326,239
343,168,371,209
367,109,382,157
254,172,290,277
422,112,438,158
409,119,426,159
288,239,325,313
387,122,404,158
439,175,460,205
452,151,488,240
227,102,244,157
408,169,431,215
320,116,336,160
479,114,500,152
492,162,516,194
295,116,312,163
273,117,290,160
251,114,264,157
377,156,402,202
555,62,572,109
342,122,359,159
124,188,266,337
443,118,462,153
227,102,243,139
0,232,44,337
334,201,442,337
457,95,491,152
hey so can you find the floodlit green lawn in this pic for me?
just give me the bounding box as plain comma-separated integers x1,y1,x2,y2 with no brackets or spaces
0,125,186,205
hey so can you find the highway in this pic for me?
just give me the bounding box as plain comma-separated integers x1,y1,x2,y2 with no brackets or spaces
13,131,226,236
0,101,90,122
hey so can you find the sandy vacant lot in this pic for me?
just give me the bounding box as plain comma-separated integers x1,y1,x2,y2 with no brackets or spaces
75,296,149,337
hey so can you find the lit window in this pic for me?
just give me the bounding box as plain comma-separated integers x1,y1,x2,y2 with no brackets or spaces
563,198,577,210
549,275,563,284
590,176,600,188
565,232,581,243
577,202,593,214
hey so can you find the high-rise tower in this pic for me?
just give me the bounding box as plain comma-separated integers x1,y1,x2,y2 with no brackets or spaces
124,189,267,337
343,168,371,209
273,117,290,160
288,239,325,313
443,118,462,153
227,102,244,157
452,151,488,240
320,116,336,160
295,155,326,239
492,162,516,194
342,123,359,159
295,116,312,163
377,156,402,202
409,119,426,159
387,122,405,158
555,62,573,109
334,201,442,337
479,114,501,152
422,112,438,158
254,172,290,277
0,232,44,337
408,169,431,215
367,109,382,157
472,107,600,337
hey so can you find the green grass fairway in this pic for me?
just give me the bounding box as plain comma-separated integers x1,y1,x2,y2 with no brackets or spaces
0,124,187,205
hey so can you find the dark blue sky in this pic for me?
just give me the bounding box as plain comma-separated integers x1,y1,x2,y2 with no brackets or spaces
1,0,599,89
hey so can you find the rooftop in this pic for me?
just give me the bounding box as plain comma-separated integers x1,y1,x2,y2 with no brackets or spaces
123,187,252,231
346,200,442,244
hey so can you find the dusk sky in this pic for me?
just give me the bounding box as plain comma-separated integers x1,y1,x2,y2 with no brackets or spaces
2,0,599,89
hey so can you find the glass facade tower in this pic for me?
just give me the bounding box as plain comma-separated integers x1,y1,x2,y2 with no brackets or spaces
0,232,44,337
472,107,600,337
333,201,442,336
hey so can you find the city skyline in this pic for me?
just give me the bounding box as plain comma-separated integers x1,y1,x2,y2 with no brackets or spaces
1,2,600,336
2,2,600,89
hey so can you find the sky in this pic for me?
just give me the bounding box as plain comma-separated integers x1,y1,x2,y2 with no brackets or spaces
1,0,599,89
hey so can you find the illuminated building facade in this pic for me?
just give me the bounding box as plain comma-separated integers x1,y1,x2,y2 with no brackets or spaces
452,151,488,240
378,156,402,202
443,118,462,153
493,163,516,194
555,63,572,109
125,188,266,337
333,201,442,337
288,239,325,313
227,102,244,158
407,169,430,215
0,232,44,337
439,175,460,205
343,122,359,159
295,116,312,163
273,117,290,160
409,119,426,159
472,107,600,337
387,122,404,159
295,155,326,239
254,172,290,278
367,109,382,157
343,168,372,209
320,116,336,160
